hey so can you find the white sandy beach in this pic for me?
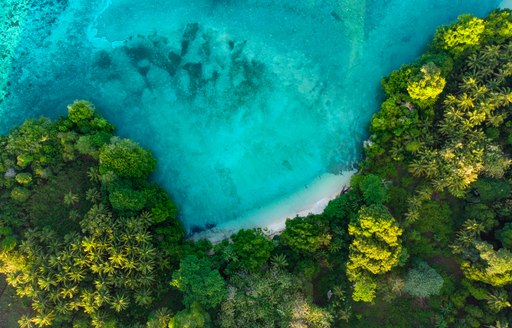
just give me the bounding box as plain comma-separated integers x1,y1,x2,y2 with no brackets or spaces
191,170,356,242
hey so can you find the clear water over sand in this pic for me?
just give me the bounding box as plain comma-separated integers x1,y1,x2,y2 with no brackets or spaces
0,0,499,231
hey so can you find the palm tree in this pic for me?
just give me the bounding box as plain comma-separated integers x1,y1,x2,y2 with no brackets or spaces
486,289,511,312
87,167,100,183
458,93,475,111
31,310,55,327
110,293,129,312
86,188,101,203
462,219,485,238
271,254,288,270
138,273,155,287
134,288,153,306
54,300,69,315
17,315,34,328
37,275,54,292
487,321,510,328
466,53,485,74
108,251,126,268
64,191,80,206
93,288,112,307
481,45,501,61
60,284,78,299
82,236,97,253
459,76,478,93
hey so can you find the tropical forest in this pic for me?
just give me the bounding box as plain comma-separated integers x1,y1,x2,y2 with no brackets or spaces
1,3,512,328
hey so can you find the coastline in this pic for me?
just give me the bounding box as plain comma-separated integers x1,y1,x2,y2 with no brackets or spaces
190,170,356,242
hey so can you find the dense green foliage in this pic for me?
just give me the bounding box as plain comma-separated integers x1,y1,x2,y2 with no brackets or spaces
1,9,512,328
0,101,184,327
171,255,226,309
218,265,332,328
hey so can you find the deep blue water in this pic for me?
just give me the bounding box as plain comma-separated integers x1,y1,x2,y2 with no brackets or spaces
0,0,500,230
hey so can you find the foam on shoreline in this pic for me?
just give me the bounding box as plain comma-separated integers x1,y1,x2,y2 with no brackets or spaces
190,170,356,242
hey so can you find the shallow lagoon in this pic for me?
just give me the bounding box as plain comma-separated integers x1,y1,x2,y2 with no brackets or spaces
0,0,499,231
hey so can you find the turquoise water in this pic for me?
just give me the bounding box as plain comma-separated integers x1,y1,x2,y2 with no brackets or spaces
0,0,499,230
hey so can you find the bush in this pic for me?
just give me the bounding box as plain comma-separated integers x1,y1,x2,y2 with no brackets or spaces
358,174,388,205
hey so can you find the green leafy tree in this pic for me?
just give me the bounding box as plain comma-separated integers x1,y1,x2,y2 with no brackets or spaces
108,186,146,212
461,241,512,286
482,10,512,44
171,255,226,310
10,187,31,202
381,64,415,97
357,174,389,205
280,215,331,254
169,302,212,328
99,137,156,178
496,223,512,249
216,228,274,273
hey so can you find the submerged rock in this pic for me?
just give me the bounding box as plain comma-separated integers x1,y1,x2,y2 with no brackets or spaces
183,62,202,81
94,50,112,69
180,40,189,56
182,22,200,41
137,59,151,77
166,51,182,76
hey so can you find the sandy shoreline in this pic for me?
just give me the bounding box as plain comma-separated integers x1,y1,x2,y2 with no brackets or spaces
190,170,356,242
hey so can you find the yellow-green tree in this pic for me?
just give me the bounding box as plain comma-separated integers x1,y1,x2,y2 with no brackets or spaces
346,204,403,302
461,240,512,287
434,14,486,54
407,62,446,101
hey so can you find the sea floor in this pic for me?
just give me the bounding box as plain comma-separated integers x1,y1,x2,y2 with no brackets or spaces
0,0,500,232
